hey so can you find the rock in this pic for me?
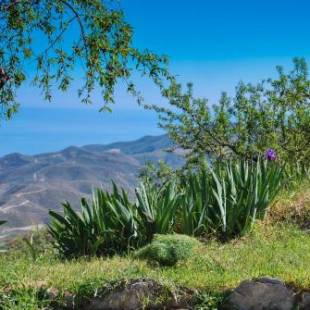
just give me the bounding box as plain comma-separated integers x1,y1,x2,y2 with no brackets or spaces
220,277,295,310
83,278,179,310
298,291,310,310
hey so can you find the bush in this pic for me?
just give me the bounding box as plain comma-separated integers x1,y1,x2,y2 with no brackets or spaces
283,162,310,189
151,58,310,167
135,180,180,243
134,234,201,266
49,159,283,258
177,160,283,239
178,168,212,236
209,160,283,239
49,180,179,258
49,183,141,258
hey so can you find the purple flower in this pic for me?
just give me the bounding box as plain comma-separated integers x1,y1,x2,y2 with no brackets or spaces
265,148,277,161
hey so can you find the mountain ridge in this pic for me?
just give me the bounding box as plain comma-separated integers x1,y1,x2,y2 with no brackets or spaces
0,135,183,237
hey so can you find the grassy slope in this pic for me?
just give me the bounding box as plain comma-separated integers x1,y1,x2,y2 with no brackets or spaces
0,183,309,306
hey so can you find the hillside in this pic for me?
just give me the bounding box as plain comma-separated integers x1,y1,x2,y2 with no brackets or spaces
0,135,183,237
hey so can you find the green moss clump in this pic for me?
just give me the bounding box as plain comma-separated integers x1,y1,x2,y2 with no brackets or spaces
134,234,202,266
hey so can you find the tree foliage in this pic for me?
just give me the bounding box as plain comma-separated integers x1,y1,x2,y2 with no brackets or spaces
0,0,173,120
149,58,310,167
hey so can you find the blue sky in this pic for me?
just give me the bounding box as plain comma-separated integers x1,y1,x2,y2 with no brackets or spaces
118,0,310,102
2,0,310,155
19,0,310,108
121,0,310,61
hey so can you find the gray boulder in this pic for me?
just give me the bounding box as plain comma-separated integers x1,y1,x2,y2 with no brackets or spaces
298,291,310,310
220,277,295,310
83,278,183,310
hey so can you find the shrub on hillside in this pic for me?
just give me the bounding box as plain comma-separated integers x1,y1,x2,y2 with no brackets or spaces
48,159,283,258
135,180,180,243
209,159,283,239
49,183,141,258
178,159,283,239
134,234,201,266
48,180,179,258
151,58,310,167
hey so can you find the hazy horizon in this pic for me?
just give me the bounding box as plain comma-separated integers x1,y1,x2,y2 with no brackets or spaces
1,106,163,156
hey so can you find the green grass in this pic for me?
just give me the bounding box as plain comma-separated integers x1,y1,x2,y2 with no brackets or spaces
1,183,310,308
1,223,309,302
134,234,202,266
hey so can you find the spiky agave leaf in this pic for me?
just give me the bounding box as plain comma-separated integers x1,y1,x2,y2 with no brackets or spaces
49,184,140,258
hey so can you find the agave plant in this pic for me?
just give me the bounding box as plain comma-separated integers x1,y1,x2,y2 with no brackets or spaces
49,183,140,258
176,159,283,239
48,159,284,258
283,162,310,187
135,180,179,242
210,160,283,239
177,169,211,236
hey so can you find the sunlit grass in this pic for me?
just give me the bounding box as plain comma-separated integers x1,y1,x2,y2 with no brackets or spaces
1,223,309,297
1,183,309,307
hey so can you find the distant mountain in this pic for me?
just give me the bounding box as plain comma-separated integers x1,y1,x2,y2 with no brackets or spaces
0,135,184,238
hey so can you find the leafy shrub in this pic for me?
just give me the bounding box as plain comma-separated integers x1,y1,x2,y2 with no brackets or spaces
177,160,283,239
49,183,141,258
209,160,283,239
283,162,310,188
134,234,201,266
135,180,179,242
151,58,310,167
194,292,225,310
177,169,211,236
49,160,283,258
49,180,179,258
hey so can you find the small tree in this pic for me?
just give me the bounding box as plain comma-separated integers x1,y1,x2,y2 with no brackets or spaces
0,0,174,120
139,160,174,188
149,58,310,167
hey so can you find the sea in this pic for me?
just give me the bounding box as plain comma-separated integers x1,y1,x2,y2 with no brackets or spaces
0,106,163,156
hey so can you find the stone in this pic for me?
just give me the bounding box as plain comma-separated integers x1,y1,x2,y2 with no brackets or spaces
298,291,310,310
83,278,178,310
220,277,295,310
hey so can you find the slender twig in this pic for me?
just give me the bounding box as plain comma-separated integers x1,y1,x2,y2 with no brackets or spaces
59,0,89,60
44,16,76,55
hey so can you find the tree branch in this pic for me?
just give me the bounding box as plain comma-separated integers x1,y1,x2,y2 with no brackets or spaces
59,0,89,60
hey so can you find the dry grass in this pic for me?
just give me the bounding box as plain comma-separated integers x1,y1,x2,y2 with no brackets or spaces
268,181,310,230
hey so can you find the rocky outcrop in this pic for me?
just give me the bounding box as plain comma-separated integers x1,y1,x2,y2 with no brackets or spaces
220,277,309,310
83,278,191,310
298,291,310,310
39,277,310,309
